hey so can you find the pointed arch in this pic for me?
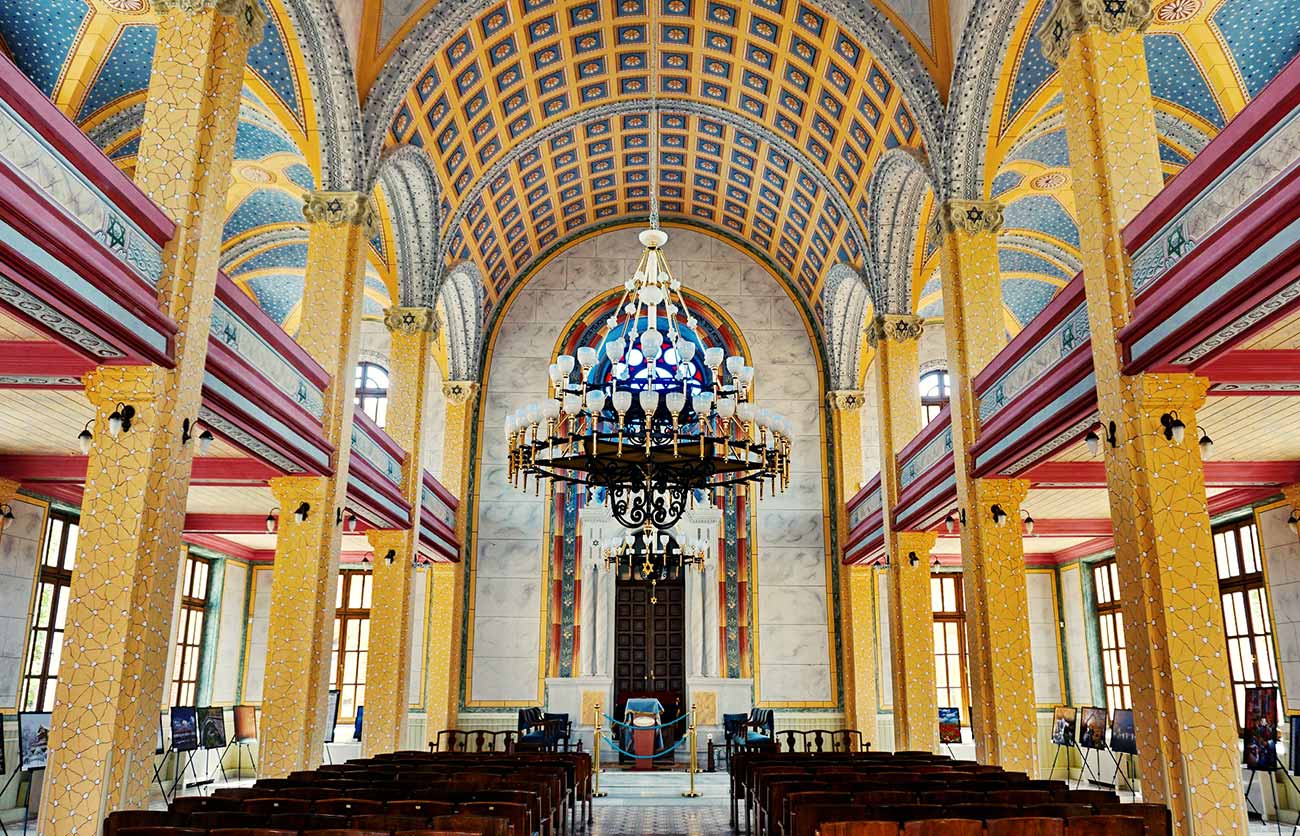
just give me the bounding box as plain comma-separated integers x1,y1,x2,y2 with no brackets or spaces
866,148,936,315
375,145,443,307
440,261,484,381
822,263,872,391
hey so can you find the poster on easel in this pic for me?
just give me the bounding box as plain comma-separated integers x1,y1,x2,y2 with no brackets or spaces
198,707,227,750
233,705,257,743
1051,706,1076,746
18,712,52,770
324,690,340,744
156,713,166,755
1110,708,1137,755
938,708,961,744
1244,687,1279,770
170,707,198,752
1078,706,1108,749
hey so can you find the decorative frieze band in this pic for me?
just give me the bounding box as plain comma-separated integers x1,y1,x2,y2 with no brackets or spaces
939,200,1003,236
826,390,867,412
443,380,480,405
385,306,438,336
1039,0,1154,64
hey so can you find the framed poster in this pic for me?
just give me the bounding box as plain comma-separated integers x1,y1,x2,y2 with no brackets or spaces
324,690,340,744
232,705,257,743
1051,706,1076,747
170,707,198,752
198,707,227,750
1110,708,1137,755
1244,687,1279,770
938,708,961,744
353,705,363,742
156,712,166,755
1078,706,1108,749
18,712,52,770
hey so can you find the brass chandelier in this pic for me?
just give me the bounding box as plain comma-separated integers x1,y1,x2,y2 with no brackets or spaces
504,228,791,530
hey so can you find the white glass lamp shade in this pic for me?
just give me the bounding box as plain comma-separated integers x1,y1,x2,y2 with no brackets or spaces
639,285,665,306
605,341,625,363
739,365,755,386
563,393,582,414
737,402,756,422
676,339,696,363
613,390,632,413
526,403,543,425
716,397,736,418
691,391,714,414
640,329,663,360
586,390,607,412
557,354,576,376
548,363,562,384
542,400,561,421
638,389,659,413
725,355,744,376
505,414,518,434
703,347,724,369
755,408,770,428
666,391,686,414
577,346,598,369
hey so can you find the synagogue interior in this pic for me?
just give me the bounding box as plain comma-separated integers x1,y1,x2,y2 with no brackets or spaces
0,0,1298,833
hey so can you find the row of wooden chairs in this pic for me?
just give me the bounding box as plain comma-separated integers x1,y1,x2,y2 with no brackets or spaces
113,826,495,836
107,807,520,836
788,802,1169,836
819,816,1147,836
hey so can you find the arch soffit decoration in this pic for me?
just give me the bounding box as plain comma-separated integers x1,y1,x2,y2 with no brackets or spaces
375,144,445,307
358,0,946,191
440,260,486,381
821,262,872,392
865,147,935,314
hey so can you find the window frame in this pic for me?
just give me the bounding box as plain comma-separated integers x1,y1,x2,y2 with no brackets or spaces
170,553,210,707
920,368,950,425
1213,518,1280,734
1092,558,1132,712
931,572,970,719
354,361,390,428
330,569,372,722
21,512,78,712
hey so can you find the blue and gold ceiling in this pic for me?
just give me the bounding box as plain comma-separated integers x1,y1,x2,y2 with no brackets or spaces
2,0,1298,342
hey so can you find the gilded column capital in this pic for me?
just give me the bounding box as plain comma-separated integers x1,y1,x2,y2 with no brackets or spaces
1120,372,1210,415
268,475,331,506
865,313,925,348
976,477,1032,513
366,528,409,555
0,478,19,506
1039,0,1154,64
153,0,268,43
302,191,377,233
897,529,938,555
384,306,438,336
443,380,480,405
939,200,1004,236
84,365,161,410
826,390,866,412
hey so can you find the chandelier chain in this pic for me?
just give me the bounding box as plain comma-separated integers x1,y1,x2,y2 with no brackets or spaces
648,0,660,230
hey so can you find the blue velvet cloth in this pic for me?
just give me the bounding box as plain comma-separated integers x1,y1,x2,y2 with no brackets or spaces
622,697,665,750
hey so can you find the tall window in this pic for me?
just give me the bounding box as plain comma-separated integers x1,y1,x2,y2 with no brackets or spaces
1214,519,1279,731
331,570,372,720
170,554,210,706
932,573,969,715
354,362,390,427
920,369,950,425
1093,559,1132,711
21,513,78,711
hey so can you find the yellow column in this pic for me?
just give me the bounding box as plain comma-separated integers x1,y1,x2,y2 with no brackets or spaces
425,380,479,732
38,3,262,832
936,198,1038,771
363,307,437,756
870,315,935,752
828,391,876,744
0,478,18,507
260,192,374,776
1042,2,1247,828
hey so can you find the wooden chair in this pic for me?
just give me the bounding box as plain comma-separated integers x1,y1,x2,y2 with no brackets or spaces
391,831,479,836
928,790,983,805
245,798,313,816
299,829,388,836
993,790,1053,807
116,828,205,836
946,804,1020,821
987,818,1066,836
1022,805,1093,820
314,799,385,816
211,788,259,800
184,812,268,831
820,824,900,836
854,790,915,805
426,814,510,836
1066,816,1145,836
1061,790,1118,806
1094,803,1171,836
459,801,530,836
266,813,350,831
170,796,243,815
873,805,946,822
105,811,185,836
348,815,431,832
208,830,296,836
388,801,458,820
902,820,983,836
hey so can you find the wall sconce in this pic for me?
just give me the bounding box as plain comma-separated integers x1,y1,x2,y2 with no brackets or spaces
1020,509,1035,536
908,551,919,566
293,502,311,523
1160,411,1186,444
1085,420,1118,455
361,552,372,564
0,503,13,536
1289,508,1300,531
181,418,214,455
343,508,357,532
1198,426,1215,459
265,508,278,533
384,549,397,565
991,504,1009,526
875,553,890,568
931,555,941,568
944,509,966,533
77,420,93,454
108,403,135,438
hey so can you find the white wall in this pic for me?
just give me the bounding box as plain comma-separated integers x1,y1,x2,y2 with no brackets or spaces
242,567,274,703
0,496,43,710
408,568,427,706
1057,563,1094,706
468,227,834,706
1262,504,1300,713
1026,570,1063,706
211,560,249,704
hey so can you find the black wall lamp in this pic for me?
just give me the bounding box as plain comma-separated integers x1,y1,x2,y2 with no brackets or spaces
944,509,966,533
77,420,93,454
384,548,397,565
991,504,1009,526
1085,420,1118,455
181,418,214,455
1160,411,1187,444
265,508,278,533
1198,425,1215,459
1020,509,1035,536
908,551,919,566
108,403,135,438
336,507,358,532
293,502,311,523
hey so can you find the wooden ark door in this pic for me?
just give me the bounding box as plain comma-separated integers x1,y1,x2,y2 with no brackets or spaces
614,576,686,751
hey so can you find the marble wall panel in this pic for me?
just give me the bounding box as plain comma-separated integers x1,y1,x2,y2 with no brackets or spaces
476,540,544,580
1026,571,1063,705
756,549,826,587
757,586,827,625
1058,564,1094,706
760,663,831,702
878,572,893,707
0,496,43,708
471,655,541,702
1261,504,1300,712
243,568,273,703
408,569,427,706
211,560,248,704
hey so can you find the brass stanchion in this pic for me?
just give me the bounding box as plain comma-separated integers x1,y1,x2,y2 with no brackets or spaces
681,702,701,798
593,703,608,798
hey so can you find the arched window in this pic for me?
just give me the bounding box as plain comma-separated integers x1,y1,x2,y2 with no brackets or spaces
587,317,713,396
920,369,950,425
354,362,390,427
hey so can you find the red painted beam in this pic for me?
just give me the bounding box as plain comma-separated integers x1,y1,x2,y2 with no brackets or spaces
1026,460,1300,487
1193,350,1300,387
935,517,1113,537
0,340,97,385
0,454,277,485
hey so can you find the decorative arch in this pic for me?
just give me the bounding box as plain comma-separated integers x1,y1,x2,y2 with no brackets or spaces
439,260,485,381
821,263,872,392
865,148,935,314
375,145,443,307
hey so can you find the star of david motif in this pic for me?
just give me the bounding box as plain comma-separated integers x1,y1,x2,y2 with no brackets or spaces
966,207,984,224
106,216,126,251
1052,19,1066,42
401,312,417,328
1167,225,1189,258
327,198,343,214
1103,0,1127,15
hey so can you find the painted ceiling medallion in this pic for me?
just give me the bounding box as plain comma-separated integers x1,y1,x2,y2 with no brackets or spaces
1031,171,1071,191
103,0,149,13
1156,0,1202,22
238,164,274,184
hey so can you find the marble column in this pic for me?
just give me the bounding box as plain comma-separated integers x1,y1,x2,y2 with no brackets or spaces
260,192,374,776
364,307,436,756
37,2,262,831
1042,0,1247,828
